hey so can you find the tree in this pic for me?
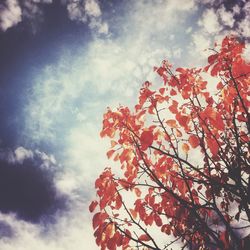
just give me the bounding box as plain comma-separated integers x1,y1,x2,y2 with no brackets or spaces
89,36,250,250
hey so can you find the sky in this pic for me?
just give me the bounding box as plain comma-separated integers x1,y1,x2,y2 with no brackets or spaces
0,0,249,249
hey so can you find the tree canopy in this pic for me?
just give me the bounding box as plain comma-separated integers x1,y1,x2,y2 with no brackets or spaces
89,36,250,250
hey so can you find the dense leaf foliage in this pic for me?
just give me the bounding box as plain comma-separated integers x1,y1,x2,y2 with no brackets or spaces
90,36,250,250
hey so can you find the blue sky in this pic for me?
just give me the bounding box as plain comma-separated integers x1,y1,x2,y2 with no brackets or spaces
0,0,249,249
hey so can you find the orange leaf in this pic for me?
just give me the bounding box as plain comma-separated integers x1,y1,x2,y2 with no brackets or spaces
175,128,182,137
110,140,117,148
105,223,115,238
166,119,177,128
107,149,115,159
129,208,138,219
134,187,142,197
204,107,217,120
182,143,190,153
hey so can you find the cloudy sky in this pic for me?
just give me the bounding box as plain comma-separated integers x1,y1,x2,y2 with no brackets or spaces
0,0,249,249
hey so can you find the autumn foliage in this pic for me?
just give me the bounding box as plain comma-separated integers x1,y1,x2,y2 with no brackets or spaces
89,36,250,249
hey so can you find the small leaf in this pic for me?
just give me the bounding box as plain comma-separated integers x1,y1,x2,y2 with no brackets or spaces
208,54,218,64
166,119,178,128
159,87,165,95
140,130,154,150
182,143,190,153
170,89,177,96
188,135,200,148
110,140,117,148
169,100,178,114
138,234,151,242
207,138,219,155
134,187,142,197
107,149,115,159
89,201,98,213
129,208,137,219
154,214,163,226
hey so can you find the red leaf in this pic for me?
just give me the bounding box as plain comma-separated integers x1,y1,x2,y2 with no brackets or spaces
204,107,217,120
159,87,165,95
176,67,186,74
208,54,218,64
154,214,163,226
145,213,154,225
161,224,171,235
140,130,154,150
138,234,151,242
156,67,166,76
93,212,103,229
207,138,219,155
169,100,178,114
217,81,224,90
188,135,200,148
176,114,189,128
89,201,98,213
107,238,116,250
170,88,177,96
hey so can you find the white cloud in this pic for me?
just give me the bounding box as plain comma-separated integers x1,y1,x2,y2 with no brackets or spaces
0,146,57,168
196,1,250,42
0,146,98,250
0,0,108,35
66,1,87,23
198,8,221,34
238,2,250,38
238,18,250,38
14,147,34,164
172,47,182,58
66,0,109,35
242,42,250,63
190,32,212,60
85,0,101,17
190,1,250,64
0,209,98,250
24,0,202,173
217,6,235,28
89,18,109,34
232,4,241,15
0,0,22,31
